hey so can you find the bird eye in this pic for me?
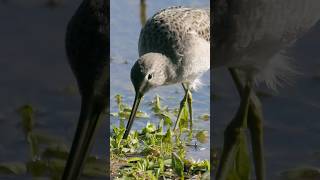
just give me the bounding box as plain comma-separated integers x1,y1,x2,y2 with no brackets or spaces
147,74,153,80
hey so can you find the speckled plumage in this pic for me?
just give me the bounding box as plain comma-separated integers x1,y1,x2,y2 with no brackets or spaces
139,6,209,61
133,6,210,91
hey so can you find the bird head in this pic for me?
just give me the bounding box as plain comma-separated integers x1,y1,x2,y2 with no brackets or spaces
123,52,170,138
131,52,169,95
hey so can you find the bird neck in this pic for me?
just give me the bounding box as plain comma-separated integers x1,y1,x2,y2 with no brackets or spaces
163,57,178,85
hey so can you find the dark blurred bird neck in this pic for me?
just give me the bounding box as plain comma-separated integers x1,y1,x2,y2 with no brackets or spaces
66,0,109,100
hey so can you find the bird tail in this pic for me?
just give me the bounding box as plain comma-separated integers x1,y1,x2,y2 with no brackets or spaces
254,52,300,91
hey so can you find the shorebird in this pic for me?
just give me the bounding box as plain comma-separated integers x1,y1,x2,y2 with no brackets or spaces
123,6,210,139
214,0,320,179
62,0,108,179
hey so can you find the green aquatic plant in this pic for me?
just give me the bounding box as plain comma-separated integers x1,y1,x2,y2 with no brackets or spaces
111,95,210,179
0,104,107,179
111,94,149,120
111,122,210,179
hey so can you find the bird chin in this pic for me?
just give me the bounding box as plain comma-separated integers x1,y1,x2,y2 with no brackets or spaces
138,83,154,95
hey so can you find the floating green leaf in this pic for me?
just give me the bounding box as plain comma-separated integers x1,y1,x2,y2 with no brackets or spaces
0,162,27,175
199,114,210,121
196,131,209,144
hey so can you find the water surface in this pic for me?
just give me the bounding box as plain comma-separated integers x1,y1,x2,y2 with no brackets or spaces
0,0,106,179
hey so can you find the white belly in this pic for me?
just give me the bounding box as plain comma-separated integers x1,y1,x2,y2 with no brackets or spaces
180,33,210,83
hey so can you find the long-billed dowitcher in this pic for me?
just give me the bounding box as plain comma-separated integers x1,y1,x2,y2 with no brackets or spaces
123,6,210,139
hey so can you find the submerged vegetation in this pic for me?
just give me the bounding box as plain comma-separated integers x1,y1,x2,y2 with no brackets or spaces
0,104,107,179
110,94,210,179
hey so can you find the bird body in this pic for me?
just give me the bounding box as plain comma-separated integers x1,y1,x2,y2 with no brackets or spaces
124,6,210,138
214,0,320,89
136,6,210,90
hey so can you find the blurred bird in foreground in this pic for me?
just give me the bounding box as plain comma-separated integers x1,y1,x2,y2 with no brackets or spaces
62,0,108,179
214,0,320,179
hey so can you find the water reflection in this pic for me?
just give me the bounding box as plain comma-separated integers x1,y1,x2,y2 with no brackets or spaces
140,0,147,26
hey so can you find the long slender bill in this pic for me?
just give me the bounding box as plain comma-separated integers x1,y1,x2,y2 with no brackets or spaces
123,93,142,139
62,98,103,180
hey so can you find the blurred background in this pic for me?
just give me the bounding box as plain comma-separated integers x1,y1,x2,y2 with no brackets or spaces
0,0,107,179
214,16,320,180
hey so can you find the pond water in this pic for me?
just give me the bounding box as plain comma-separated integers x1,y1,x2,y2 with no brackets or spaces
110,0,210,161
0,0,106,179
